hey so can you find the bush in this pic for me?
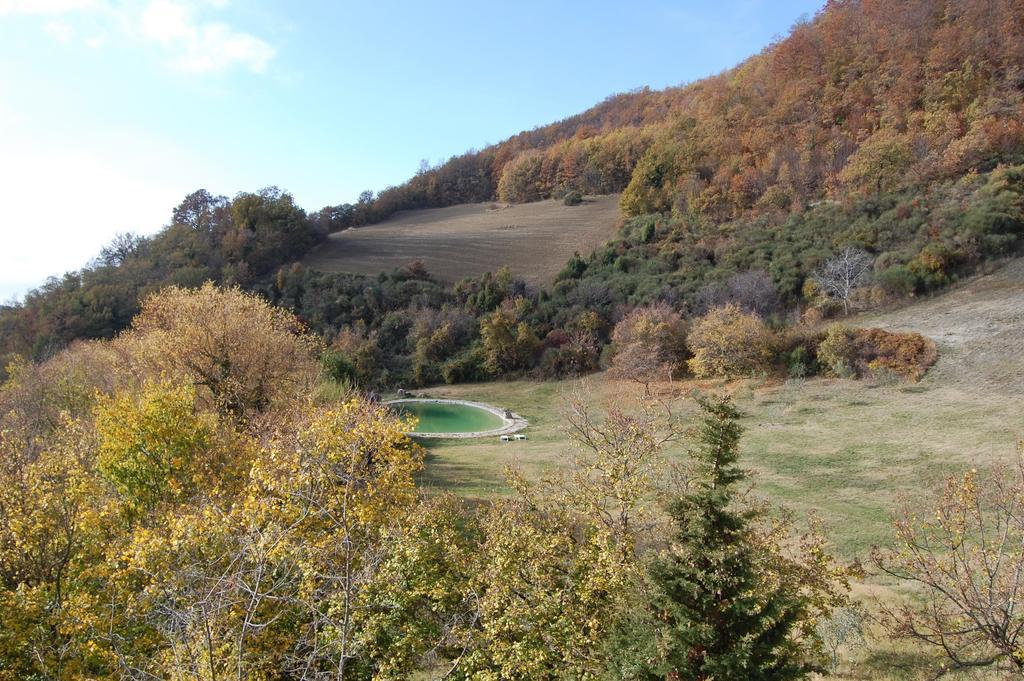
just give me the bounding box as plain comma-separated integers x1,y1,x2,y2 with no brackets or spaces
875,265,919,297
322,351,358,385
817,324,937,381
686,304,776,378
563,190,583,206
696,269,781,317
908,243,957,290
786,345,811,379
856,327,938,381
817,324,859,378
441,344,489,384
536,332,600,379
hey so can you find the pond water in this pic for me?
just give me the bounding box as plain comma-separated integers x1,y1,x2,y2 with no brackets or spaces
391,400,505,434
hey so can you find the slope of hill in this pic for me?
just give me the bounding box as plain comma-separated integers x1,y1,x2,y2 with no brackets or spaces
2,0,1022,387
856,256,1024,393
302,195,621,286
344,0,1023,228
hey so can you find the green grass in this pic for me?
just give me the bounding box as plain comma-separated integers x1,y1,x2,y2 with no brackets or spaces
416,372,1020,558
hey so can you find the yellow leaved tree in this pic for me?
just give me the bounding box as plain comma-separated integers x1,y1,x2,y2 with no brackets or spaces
115,283,323,416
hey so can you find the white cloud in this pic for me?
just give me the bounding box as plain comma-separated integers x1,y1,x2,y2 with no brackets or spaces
3,0,275,74
140,0,274,73
140,0,191,43
174,21,274,73
43,18,74,42
0,0,99,15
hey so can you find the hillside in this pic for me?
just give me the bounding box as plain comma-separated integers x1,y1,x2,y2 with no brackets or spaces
344,0,1024,228
857,257,1024,393
3,2,1024,677
2,0,1022,385
302,195,621,286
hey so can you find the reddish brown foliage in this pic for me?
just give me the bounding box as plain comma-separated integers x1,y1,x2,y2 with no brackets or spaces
854,327,939,381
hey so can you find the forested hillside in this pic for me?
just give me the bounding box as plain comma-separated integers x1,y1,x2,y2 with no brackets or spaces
356,0,1024,223
0,188,328,359
2,0,1022,387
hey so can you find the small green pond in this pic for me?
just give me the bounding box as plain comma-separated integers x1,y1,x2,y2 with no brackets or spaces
391,401,504,434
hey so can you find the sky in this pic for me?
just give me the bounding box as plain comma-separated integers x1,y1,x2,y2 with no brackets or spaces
0,0,824,301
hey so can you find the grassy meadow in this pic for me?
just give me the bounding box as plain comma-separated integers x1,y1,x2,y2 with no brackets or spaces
400,258,1024,679
413,370,1020,560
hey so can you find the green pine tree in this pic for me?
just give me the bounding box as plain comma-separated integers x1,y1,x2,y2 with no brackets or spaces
608,396,824,681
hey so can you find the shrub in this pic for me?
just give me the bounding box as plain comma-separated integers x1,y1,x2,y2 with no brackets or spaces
610,304,689,385
908,243,957,290
817,324,937,381
856,328,938,381
686,304,776,378
697,269,781,317
441,344,488,384
786,345,811,379
536,332,600,379
563,190,583,206
875,265,919,297
817,324,858,378
322,351,358,385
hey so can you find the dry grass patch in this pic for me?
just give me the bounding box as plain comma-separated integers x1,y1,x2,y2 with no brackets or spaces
302,195,622,286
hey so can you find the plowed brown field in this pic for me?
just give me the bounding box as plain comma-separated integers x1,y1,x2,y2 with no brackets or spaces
302,195,622,285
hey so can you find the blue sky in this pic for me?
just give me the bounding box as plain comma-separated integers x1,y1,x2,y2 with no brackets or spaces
0,0,823,300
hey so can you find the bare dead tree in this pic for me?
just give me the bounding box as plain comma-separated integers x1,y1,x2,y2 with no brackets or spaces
814,246,875,315
696,269,781,317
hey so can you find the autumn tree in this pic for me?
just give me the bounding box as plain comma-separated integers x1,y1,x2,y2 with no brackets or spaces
497,150,547,203
873,446,1024,677
686,304,776,378
94,381,253,520
610,303,689,393
112,397,425,680
355,495,481,680
0,419,109,681
838,128,914,196
479,297,541,374
117,283,322,415
459,389,682,678
560,389,680,546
